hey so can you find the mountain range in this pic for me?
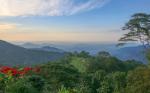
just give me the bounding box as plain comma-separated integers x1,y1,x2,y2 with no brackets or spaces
111,46,147,63
31,46,64,53
18,42,147,63
0,40,65,66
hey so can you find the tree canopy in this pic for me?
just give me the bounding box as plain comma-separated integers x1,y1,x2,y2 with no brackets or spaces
118,13,150,48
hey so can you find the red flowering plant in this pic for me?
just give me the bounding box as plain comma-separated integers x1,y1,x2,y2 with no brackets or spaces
0,66,40,81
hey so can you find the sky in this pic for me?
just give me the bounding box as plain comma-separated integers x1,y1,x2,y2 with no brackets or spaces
0,0,149,43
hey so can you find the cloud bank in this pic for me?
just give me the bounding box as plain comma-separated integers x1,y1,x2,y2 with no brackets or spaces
0,0,109,16
0,23,17,30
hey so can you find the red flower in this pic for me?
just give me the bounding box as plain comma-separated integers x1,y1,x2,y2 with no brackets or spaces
11,68,18,76
0,66,19,76
0,66,40,77
18,67,32,76
23,67,32,71
0,66,12,74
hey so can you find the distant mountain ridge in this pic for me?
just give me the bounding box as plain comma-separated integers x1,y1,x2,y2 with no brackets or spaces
21,42,43,48
31,46,64,53
19,42,147,63
0,40,65,66
111,46,148,63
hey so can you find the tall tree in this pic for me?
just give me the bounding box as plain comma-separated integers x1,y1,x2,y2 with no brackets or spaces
118,13,150,48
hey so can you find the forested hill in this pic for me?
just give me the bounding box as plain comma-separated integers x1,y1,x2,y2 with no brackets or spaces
0,40,65,66
0,51,146,93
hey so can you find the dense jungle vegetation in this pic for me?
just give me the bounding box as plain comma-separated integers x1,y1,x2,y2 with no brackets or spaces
0,51,150,93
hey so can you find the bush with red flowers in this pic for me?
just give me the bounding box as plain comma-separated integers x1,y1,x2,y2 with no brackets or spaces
0,66,40,81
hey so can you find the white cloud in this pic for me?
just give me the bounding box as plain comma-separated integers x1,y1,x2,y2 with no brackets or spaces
0,0,109,16
0,23,17,30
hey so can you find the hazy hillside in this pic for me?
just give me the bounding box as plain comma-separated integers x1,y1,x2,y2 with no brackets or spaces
0,40,65,66
31,46,64,53
19,42,118,54
21,42,44,48
18,42,147,63
111,46,147,63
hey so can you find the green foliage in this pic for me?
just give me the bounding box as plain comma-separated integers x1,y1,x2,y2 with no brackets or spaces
38,63,79,92
4,75,46,93
73,51,91,58
27,75,45,91
0,50,148,93
0,79,5,92
96,72,126,93
58,86,70,93
87,56,125,73
5,78,39,93
111,72,126,93
126,67,150,93
70,57,90,73
75,75,93,93
123,60,144,71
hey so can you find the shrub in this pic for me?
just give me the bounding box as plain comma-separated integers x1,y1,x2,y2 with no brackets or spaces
58,85,70,93
27,75,45,91
5,78,39,93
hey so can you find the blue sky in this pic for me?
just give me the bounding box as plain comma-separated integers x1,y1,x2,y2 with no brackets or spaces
0,0,149,42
